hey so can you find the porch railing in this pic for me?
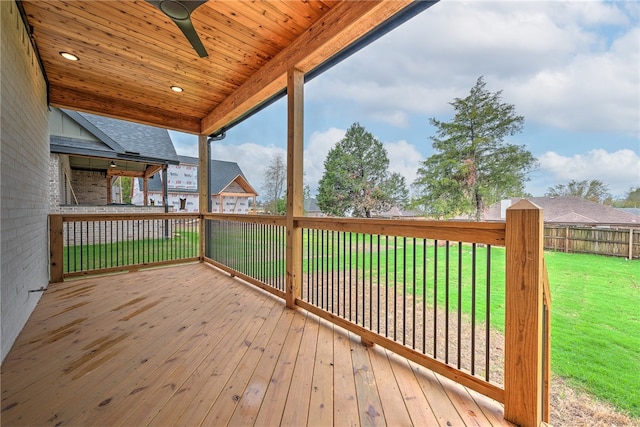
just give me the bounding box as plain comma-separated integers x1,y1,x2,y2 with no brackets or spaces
49,200,550,427
49,213,200,280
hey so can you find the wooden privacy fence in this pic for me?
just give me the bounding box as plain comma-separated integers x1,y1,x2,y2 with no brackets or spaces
545,225,640,259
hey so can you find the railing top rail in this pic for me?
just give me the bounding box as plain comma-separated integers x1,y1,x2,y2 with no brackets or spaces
297,217,506,246
51,212,200,222
202,213,287,226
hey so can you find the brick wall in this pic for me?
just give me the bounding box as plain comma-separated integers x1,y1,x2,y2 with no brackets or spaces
72,170,107,205
58,205,170,215
49,153,61,208
1,1,51,362
50,153,73,211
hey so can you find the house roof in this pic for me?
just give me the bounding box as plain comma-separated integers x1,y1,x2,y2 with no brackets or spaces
73,110,179,164
144,157,257,196
51,109,179,166
304,198,321,212
485,196,640,225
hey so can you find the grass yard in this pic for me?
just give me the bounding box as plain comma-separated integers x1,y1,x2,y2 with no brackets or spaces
544,251,640,418
64,231,199,272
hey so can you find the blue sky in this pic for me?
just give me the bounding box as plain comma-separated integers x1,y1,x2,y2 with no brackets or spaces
170,0,640,200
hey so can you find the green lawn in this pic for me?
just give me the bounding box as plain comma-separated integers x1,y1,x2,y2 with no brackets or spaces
64,231,199,272
544,251,640,418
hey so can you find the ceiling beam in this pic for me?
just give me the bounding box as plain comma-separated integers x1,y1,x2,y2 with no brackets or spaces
144,164,164,178
49,85,201,133
200,0,412,135
107,170,145,178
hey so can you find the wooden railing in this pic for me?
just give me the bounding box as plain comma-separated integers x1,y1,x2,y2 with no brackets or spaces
202,214,287,298
302,217,505,388
49,201,550,426
49,213,200,281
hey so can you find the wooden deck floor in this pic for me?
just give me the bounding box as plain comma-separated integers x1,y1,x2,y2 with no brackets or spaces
1,263,513,426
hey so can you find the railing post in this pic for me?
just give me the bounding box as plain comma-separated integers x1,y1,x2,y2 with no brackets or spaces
198,134,208,261
285,67,304,309
49,214,64,283
505,200,545,427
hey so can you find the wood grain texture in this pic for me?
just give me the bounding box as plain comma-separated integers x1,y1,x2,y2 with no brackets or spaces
19,1,416,134
1,263,512,426
504,200,544,427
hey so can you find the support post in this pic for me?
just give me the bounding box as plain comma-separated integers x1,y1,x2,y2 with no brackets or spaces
505,200,545,427
49,215,64,283
285,67,304,309
106,175,112,204
629,228,634,260
143,178,149,206
198,134,208,261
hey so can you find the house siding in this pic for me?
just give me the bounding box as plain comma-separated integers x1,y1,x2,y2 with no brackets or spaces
1,1,51,362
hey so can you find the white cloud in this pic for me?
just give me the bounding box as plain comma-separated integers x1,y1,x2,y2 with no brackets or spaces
210,142,286,197
538,149,640,196
304,128,345,192
383,140,424,186
307,1,639,135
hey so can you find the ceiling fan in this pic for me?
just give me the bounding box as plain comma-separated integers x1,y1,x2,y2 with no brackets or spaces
146,0,209,58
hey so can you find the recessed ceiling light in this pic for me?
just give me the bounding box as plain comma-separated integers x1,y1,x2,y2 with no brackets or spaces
60,51,79,61
170,86,184,93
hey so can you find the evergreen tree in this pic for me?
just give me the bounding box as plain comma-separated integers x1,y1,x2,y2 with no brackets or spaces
317,123,407,218
412,77,537,220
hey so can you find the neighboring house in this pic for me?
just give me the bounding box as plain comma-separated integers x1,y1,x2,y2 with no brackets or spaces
619,208,640,217
133,156,258,213
484,196,640,225
49,108,179,212
304,198,324,217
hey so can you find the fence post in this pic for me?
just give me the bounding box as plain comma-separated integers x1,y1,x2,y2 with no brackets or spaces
629,228,634,260
49,214,64,283
285,67,304,309
504,200,545,427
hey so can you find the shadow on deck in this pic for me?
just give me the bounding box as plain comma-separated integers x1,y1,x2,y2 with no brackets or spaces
1,263,513,426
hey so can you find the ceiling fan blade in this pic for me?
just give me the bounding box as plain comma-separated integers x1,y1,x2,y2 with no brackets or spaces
146,0,209,58
173,18,208,58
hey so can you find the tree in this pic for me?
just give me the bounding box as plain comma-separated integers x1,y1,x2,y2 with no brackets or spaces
262,154,286,214
412,76,537,220
613,186,640,208
317,123,408,218
545,179,612,205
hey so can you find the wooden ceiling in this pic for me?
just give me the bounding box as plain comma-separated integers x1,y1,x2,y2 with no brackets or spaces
19,0,433,135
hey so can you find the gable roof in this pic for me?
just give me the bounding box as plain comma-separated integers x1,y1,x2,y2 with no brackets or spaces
304,198,321,212
485,196,640,225
51,109,179,165
144,157,257,196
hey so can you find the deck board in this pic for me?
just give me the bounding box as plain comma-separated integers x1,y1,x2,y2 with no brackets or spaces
1,263,513,426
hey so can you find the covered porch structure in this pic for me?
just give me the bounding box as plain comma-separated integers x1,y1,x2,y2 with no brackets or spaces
2,1,550,426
